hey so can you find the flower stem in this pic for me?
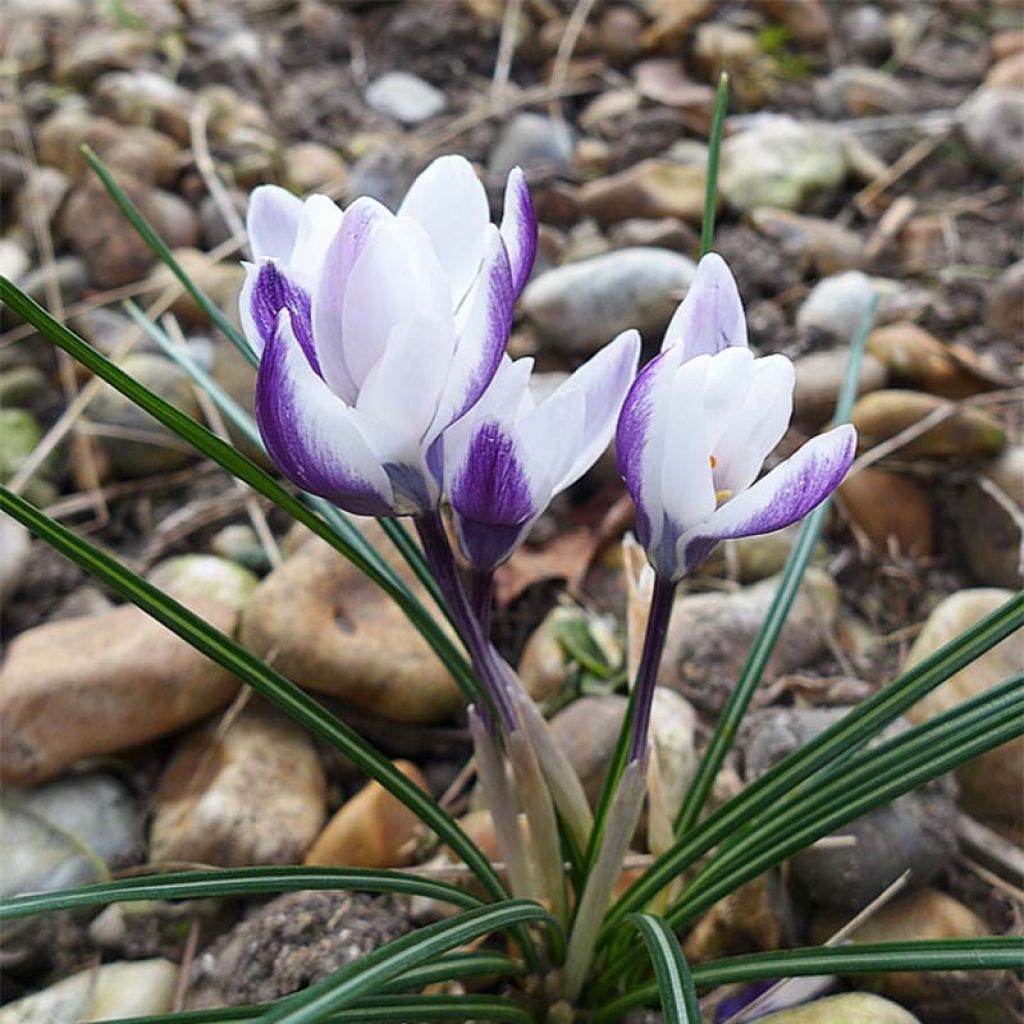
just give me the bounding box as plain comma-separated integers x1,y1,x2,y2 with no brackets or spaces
627,574,678,764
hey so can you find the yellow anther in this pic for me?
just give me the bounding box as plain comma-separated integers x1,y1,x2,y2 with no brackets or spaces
715,489,733,504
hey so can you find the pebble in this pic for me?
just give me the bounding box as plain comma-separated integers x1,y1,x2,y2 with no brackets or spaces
748,208,865,276
210,523,272,574
521,247,696,355
240,524,465,724
720,117,848,212
55,29,152,89
985,260,1024,337
0,517,31,607
0,408,55,507
148,555,259,611
0,959,178,1024
0,238,30,286
283,142,347,195
632,59,714,124
657,569,840,714
14,166,70,234
151,248,246,328
839,5,893,64
958,446,1024,589
755,0,831,47
0,365,47,409
609,216,698,253
305,760,427,868
92,69,195,144
755,994,920,1024
578,159,708,226
693,23,773,109
795,270,877,344
596,5,644,66
811,889,993,1004
548,695,627,808
986,51,1024,89
10,257,89,321
489,113,575,178
0,596,240,785
86,353,202,477
903,588,1022,824
839,468,934,557
958,87,1024,174
851,390,1006,459
364,71,446,125
1,774,141,899
743,707,958,909
150,705,326,866
792,348,888,426
699,523,828,583
815,66,911,119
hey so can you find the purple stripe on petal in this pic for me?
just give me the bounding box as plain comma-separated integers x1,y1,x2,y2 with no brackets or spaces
679,424,857,575
500,167,538,297
449,420,535,527
255,311,393,517
251,261,320,376
662,252,748,362
454,516,531,574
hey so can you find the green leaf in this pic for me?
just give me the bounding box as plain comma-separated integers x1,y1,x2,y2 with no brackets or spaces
594,937,1023,1021
700,73,730,257
0,276,478,705
0,867,483,921
673,294,877,840
0,486,506,904
626,914,700,1024
255,900,556,1023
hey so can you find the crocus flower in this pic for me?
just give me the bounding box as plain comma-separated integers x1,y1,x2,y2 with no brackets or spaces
239,156,537,516
617,253,857,581
443,331,641,572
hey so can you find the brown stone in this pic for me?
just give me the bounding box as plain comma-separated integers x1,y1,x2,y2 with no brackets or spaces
839,468,934,557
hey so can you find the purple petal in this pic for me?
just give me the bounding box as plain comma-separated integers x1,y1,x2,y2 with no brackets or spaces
499,167,538,297
247,185,302,262
249,261,320,376
662,252,748,361
678,424,857,575
255,311,394,516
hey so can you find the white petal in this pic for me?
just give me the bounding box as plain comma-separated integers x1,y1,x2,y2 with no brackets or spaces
247,185,302,262
499,167,538,297
662,251,748,360
289,194,344,287
517,381,587,500
701,346,755,451
712,354,795,496
398,154,490,308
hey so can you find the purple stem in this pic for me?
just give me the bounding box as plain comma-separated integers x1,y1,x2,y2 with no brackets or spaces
627,573,678,764
414,511,518,732
469,568,494,637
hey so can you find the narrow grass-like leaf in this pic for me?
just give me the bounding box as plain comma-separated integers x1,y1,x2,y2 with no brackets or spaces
673,295,877,840
83,146,254,362
379,951,526,992
700,72,730,257
0,867,483,921
600,589,1023,941
256,900,556,1024
0,487,507,904
626,914,700,1024
595,937,1022,1022
0,277,478,704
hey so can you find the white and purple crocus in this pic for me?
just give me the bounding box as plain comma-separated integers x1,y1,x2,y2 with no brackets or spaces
240,155,536,516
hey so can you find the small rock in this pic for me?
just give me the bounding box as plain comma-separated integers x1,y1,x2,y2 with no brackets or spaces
148,555,259,611
365,71,446,126
150,248,246,328
148,189,200,250
0,365,47,409
755,993,920,1024
0,959,178,1024
283,142,347,194
658,569,839,713
851,390,1006,459
748,208,865,276
815,66,911,119
150,705,325,866
839,5,893,64
0,774,141,899
0,408,55,506
240,523,464,724
0,237,30,285
609,216,698,253
743,707,958,909
579,159,708,226
92,69,195,144
647,688,698,843
596,5,644,66
489,113,574,178
0,596,240,785
720,117,848,213
185,890,408,1009
840,468,934,557
199,190,247,249
796,270,877,344
755,0,831,47
699,523,828,583
633,59,714,127
684,873,791,961
518,606,592,704
958,87,1024,174
10,257,89,319
0,517,31,606
87,353,202,477
693,23,773,108
640,0,715,51
903,589,1022,824
305,759,427,868
210,524,271,574
959,446,1024,589
14,166,70,234
986,51,1024,89
578,89,640,133
522,247,696,355
793,348,888,426
549,695,627,808
55,29,152,89
811,889,994,1004
985,260,1024,337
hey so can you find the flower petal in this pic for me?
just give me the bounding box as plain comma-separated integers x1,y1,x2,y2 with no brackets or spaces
245,260,319,374
517,379,586,497
499,167,538,297
701,346,755,451
247,185,302,262
662,251,748,360
398,154,490,308
312,196,392,402
288,194,344,288
677,424,857,575
548,329,641,492
255,310,393,516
